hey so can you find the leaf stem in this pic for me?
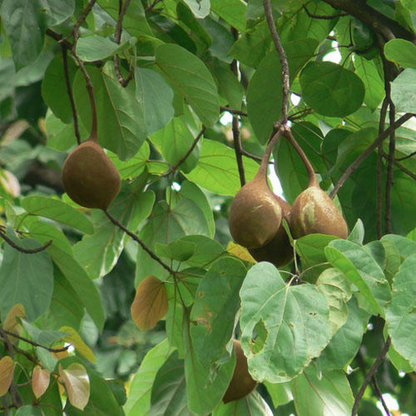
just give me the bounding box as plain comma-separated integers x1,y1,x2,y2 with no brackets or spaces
0,229,52,254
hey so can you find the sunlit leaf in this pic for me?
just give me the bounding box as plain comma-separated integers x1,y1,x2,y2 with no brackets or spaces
32,366,50,399
59,363,90,411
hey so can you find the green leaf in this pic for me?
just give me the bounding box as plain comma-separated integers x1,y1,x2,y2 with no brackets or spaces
239,262,332,382
292,367,354,416
73,63,146,160
210,0,246,31
386,254,416,371
0,232,53,321
150,350,187,415
155,240,196,262
0,0,44,70
156,44,219,127
184,139,259,196
300,61,365,117
381,234,416,259
74,186,155,279
354,55,384,111
38,0,75,26
135,68,174,135
42,54,78,124
21,196,94,235
183,320,235,415
107,142,149,180
150,117,199,174
213,390,274,415
384,39,416,69
247,39,319,143
181,235,225,268
317,298,370,371
391,68,416,113
21,321,68,345
49,246,105,331
190,257,246,365
325,240,391,316
183,0,210,18
124,339,171,416
76,35,128,62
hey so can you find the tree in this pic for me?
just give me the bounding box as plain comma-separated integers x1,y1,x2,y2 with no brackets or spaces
0,0,416,414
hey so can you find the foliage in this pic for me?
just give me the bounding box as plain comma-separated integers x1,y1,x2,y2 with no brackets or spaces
0,0,416,415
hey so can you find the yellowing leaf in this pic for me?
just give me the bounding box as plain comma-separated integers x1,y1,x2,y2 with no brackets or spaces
60,326,96,363
131,275,168,330
227,241,256,263
0,356,15,396
3,304,25,341
59,363,90,411
32,366,50,398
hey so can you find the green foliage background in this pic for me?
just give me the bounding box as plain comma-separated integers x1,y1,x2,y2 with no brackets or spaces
0,0,416,415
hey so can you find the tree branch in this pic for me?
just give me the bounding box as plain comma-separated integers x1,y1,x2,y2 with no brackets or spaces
220,106,248,117
61,0,97,43
330,113,416,198
0,229,52,254
303,5,347,19
352,336,391,416
113,0,134,87
104,210,176,275
263,0,290,124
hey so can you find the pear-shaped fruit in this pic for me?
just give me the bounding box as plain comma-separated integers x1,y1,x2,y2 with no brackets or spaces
62,139,121,210
223,340,257,404
290,183,348,239
282,128,348,239
249,196,293,268
228,136,282,249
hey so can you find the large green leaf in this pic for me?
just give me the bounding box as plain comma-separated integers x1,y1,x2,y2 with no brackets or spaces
386,254,416,371
390,68,416,113
183,320,235,415
155,44,219,127
21,195,94,235
292,367,354,416
0,232,53,321
385,39,416,69
0,0,44,70
247,38,319,144
184,139,259,196
300,61,365,117
48,246,104,331
135,68,174,135
239,263,332,382
38,0,75,26
124,339,171,416
150,351,187,415
74,185,155,279
210,0,246,31
190,257,246,365
325,240,391,316
73,63,146,160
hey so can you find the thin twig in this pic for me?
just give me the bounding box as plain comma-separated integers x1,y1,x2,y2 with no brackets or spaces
104,210,176,275
376,98,389,239
372,376,391,416
0,230,52,254
145,0,163,12
45,29,73,49
240,149,262,162
303,5,348,19
330,113,416,198
113,0,134,87
61,46,81,145
263,0,290,124
0,328,23,408
380,150,416,181
1,329,70,353
351,336,391,416
61,0,97,43
396,150,416,161
220,106,248,117
232,116,245,187
385,99,395,234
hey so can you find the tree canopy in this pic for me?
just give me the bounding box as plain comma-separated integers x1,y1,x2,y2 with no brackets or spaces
1,0,416,415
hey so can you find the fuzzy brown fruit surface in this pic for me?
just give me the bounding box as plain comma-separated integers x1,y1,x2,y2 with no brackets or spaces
249,196,293,268
223,340,257,404
62,140,121,210
290,185,348,239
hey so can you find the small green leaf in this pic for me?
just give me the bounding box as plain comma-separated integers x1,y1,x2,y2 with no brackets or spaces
385,39,416,69
76,35,128,62
300,61,365,117
155,240,196,262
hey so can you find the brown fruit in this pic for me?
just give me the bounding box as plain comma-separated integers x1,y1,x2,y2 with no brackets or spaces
228,137,282,249
290,184,348,239
223,340,257,403
249,196,293,268
61,139,121,210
